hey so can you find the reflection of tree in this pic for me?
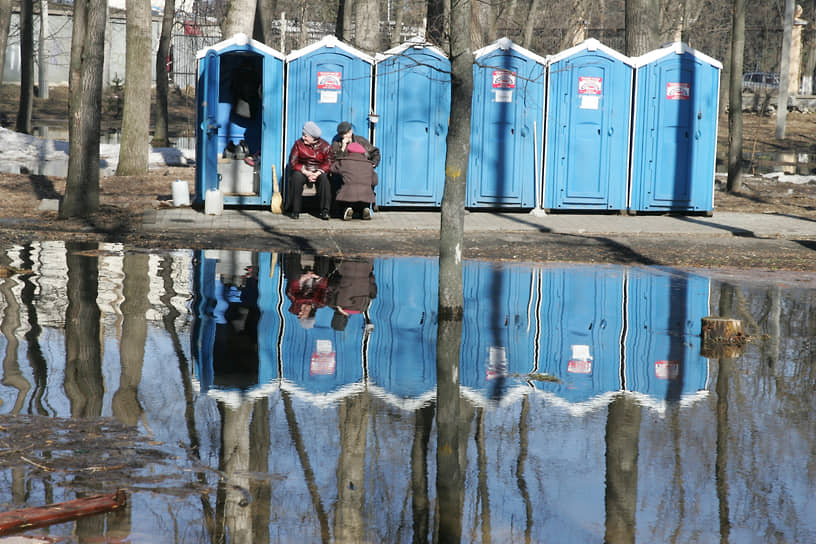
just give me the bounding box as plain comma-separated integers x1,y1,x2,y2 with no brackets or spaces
604,393,642,544
411,403,434,543
158,254,217,540
435,316,464,542
475,407,491,542
19,245,49,415
715,283,736,542
282,389,330,541
250,398,271,544
516,395,533,541
335,392,369,541
63,242,103,419
112,252,149,426
0,250,30,414
217,400,254,544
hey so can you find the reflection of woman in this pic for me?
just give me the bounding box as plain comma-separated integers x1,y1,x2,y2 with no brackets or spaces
283,254,333,329
327,259,377,331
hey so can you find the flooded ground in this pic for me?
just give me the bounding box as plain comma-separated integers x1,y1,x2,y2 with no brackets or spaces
0,242,814,542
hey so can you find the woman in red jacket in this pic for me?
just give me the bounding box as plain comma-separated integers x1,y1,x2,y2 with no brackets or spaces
285,121,333,220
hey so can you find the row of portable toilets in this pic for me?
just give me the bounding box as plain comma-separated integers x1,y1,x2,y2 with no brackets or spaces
195,34,722,213
192,252,711,407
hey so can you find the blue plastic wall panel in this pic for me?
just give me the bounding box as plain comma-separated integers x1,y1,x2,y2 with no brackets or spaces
630,49,720,212
256,252,283,386
367,258,438,402
461,262,540,398
195,50,220,203
623,268,710,400
284,40,373,184
194,38,285,207
534,266,625,404
467,44,546,208
374,46,451,206
191,251,218,393
544,46,632,210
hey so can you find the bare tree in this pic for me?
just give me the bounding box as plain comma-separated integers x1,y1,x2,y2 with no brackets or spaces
390,0,405,47
0,0,11,88
438,0,472,314
254,0,279,44
727,0,745,192
426,0,448,48
38,0,48,99
521,0,543,49
776,0,795,139
354,0,380,52
625,0,660,56
61,0,106,218
560,0,590,50
116,0,152,176
153,0,176,148
16,0,33,134
222,0,258,37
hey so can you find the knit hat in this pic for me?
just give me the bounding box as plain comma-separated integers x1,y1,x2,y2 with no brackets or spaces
337,121,352,135
347,142,366,154
302,121,321,138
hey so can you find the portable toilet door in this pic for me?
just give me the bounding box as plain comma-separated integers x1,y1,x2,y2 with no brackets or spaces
194,33,285,207
284,36,374,181
374,39,451,207
630,43,722,214
543,39,634,212
467,38,546,209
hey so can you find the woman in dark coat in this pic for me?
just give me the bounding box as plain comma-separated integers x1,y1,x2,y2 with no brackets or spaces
330,142,378,220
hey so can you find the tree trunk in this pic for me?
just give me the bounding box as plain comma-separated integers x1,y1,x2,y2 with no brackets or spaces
727,0,745,192
426,0,448,49
776,0,795,139
521,0,542,49
223,0,258,38
0,0,12,87
61,0,106,218
116,0,152,176
625,0,660,56
254,0,278,44
560,0,589,50
438,0,471,314
354,0,379,53
390,0,404,47
153,0,175,147
16,0,33,134
38,0,48,99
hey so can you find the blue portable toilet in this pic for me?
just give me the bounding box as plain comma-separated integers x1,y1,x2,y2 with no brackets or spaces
542,39,634,212
630,43,722,213
623,268,710,401
284,36,374,186
195,33,285,207
467,38,546,209
374,38,451,207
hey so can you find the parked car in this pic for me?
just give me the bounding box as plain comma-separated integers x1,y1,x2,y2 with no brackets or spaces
742,72,780,92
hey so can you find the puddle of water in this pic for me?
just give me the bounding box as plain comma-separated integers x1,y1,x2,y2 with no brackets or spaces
0,243,814,542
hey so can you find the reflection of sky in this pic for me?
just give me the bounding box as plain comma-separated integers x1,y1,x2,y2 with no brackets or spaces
1,248,816,542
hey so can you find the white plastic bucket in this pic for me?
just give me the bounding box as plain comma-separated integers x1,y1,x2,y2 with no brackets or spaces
204,188,223,215
172,179,190,207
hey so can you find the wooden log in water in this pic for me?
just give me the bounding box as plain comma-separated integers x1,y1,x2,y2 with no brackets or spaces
0,489,126,536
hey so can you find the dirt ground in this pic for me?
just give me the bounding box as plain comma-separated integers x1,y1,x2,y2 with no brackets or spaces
0,85,815,269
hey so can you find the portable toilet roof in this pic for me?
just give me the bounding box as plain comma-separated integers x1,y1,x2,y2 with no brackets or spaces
548,37,635,67
632,41,722,70
286,34,375,64
473,36,548,65
375,35,448,60
195,32,285,61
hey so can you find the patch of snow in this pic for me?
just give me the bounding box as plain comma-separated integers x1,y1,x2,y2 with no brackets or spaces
0,127,195,177
760,171,816,184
